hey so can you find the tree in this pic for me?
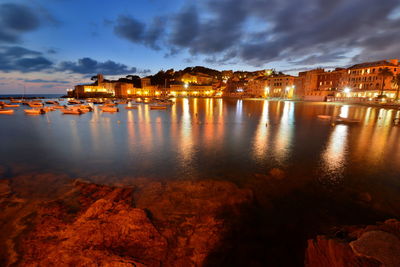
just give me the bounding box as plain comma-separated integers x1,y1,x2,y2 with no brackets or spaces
392,73,400,101
378,67,394,95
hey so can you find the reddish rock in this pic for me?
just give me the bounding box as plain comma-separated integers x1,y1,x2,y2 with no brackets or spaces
2,178,252,267
305,220,400,267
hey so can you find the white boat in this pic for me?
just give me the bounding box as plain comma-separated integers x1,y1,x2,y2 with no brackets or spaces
317,115,332,120
24,109,45,115
4,104,19,108
125,105,138,109
335,117,360,124
61,109,82,115
68,99,82,105
0,109,14,114
150,104,167,110
100,106,119,112
28,102,43,108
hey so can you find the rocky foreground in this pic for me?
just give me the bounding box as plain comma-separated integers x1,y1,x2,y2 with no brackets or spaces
1,172,400,266
0,175,253,266
306,219,400,267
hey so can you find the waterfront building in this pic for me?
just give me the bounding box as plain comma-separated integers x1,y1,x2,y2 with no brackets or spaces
265,74,296,98
169,83,214,97
73,74,134,98
335,59,400,99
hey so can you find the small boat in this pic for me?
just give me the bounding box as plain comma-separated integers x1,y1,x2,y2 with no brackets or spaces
43,106,55,112
100,106,119,112
10,99,22,103
4,104,19,108
28,102,43,108
150,105,167,110
45,100,59,105
24,109,46,115
125,105,138,110
335,117,360,124
104,103,117,107
0,109,14,114
53,105,66,109
68,99,82,105
61,109,82,115
317,115,332,120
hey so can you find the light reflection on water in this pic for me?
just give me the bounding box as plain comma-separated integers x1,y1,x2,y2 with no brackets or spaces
0,99,400,189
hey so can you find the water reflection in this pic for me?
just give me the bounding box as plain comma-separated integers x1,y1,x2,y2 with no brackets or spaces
274,101,294,164
320,124,348,185
0,99,400,185
253,101,269,160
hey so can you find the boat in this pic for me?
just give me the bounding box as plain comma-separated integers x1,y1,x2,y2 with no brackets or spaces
4,104,19,108
100,106,119,112
104,102,117,107
43,106,55,112
317,115,332,120
28,102,43,108
0,109,14,114
24,109,46,115
68,99,82,105
45,100,59,105
53,105,66,109
61,109,82,115
10,99,22,103
150,105,167,110
125,105,138,109
335,117,360,124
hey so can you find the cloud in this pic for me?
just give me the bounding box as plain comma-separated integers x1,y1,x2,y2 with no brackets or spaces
114,15,165,50
124,0,400,67
0,46,53,72
0,3,40,43
24,79,70,84
58,57,140,75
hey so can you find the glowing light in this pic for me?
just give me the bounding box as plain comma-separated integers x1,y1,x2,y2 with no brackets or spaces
127,90,131,94
184,83,189,89
344,87,351,94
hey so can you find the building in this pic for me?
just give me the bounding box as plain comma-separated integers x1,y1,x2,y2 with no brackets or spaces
169,84,214,97
336,59,400,99
265,75,296,98
131,78,163,97
74,74,134,98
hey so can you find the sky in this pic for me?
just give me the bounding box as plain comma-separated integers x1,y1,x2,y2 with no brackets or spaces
0,0,400,94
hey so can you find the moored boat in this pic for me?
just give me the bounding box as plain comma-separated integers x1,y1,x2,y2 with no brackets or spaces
61,109,82,115
150,105,167,110
0,109,14,114
4,104,20,108
125,105,138,109
24,109,46,115
100,106,119,112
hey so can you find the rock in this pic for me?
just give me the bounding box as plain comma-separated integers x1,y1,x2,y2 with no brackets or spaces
305,220,400,267
269,168,285,179
9,178,252,267
350,230,400,267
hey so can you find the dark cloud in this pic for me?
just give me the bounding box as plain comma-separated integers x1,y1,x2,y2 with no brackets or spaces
127,0,400,67
0,3,40,43
114,15,165,50
58,57,139,75
0,46,53,72
24,79,70,84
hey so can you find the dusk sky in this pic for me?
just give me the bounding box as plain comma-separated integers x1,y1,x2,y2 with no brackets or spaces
1,0,400,94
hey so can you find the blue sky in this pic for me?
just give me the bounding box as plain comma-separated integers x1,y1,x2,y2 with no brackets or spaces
0,0,400,93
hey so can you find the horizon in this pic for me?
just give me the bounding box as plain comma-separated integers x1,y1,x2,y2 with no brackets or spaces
1,0,400,94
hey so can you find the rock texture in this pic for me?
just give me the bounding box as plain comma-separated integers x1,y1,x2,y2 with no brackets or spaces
0,177,252,267
305,219,400,267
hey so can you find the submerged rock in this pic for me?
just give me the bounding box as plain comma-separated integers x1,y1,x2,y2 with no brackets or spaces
305,219,400,267
0,178,252,266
